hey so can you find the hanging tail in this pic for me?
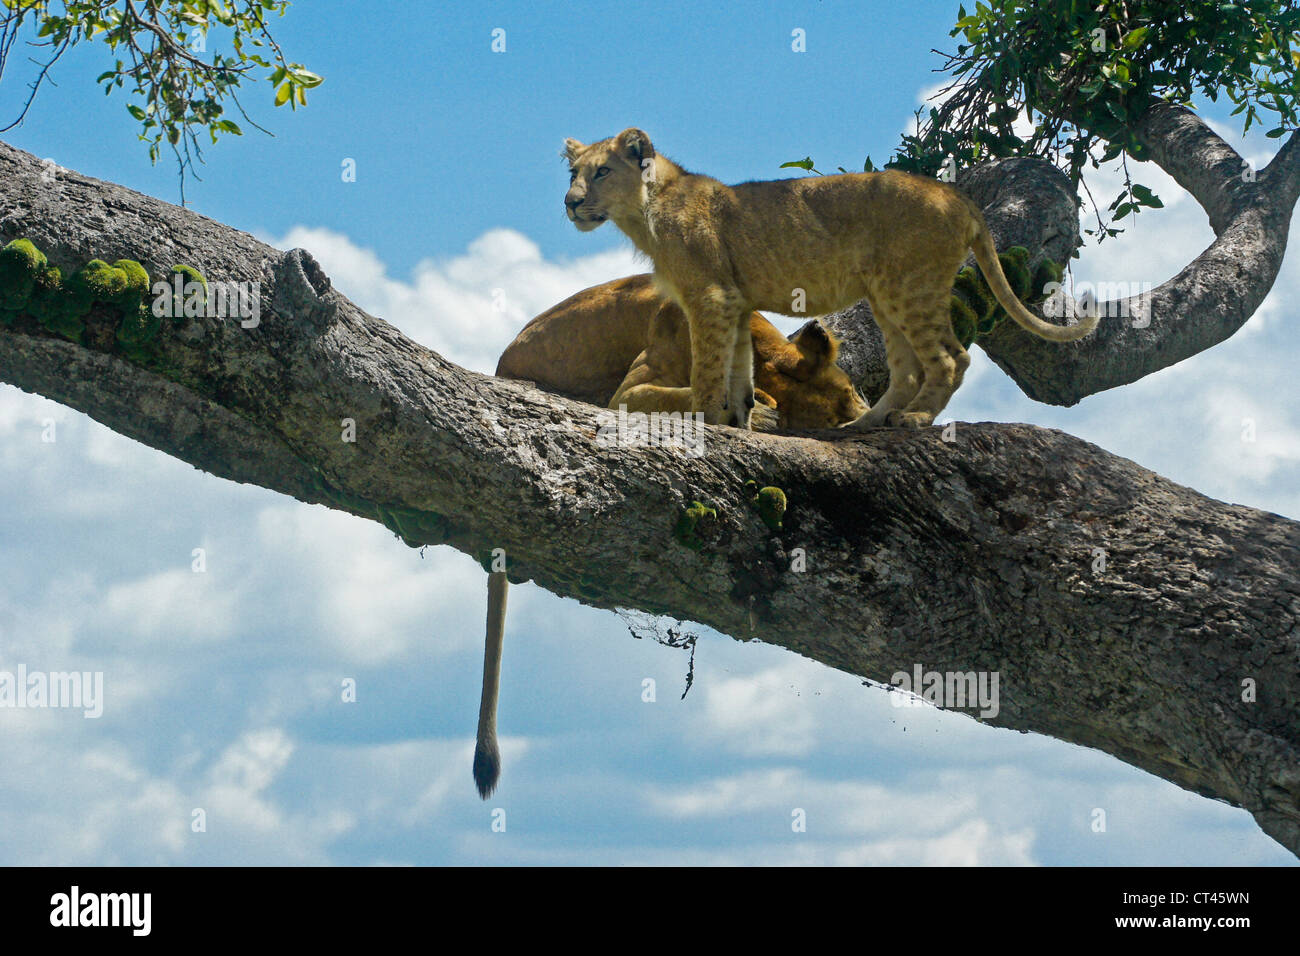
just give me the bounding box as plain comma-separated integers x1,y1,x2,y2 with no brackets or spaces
473,570,508,798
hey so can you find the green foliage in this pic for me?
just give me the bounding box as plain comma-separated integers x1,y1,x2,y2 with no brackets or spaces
783,3,1298,240
780,156,877,176
896,1,1299,238
26,262,69,328
113,258,151,300
66,258,127,306
1,1,321,199
112,259,160,357
115,303,161,357
0,238,47,312
167,262,207,318
0,237,211,351
307,476,450,548
780,157,819,173
171,263,207,290
377,503,450,548
998,244,1033,300
309,474,374,515
50,256,156,355
1032,257,1065,300
950,295,979,350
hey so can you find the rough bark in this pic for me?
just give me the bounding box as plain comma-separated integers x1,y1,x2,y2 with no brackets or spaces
2,139,1298,855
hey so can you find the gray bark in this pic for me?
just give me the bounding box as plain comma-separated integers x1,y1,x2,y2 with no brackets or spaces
2,137,1298,855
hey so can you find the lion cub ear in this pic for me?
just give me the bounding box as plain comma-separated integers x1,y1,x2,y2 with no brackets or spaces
770,321,833,381
616,128,655,163
563,138,585,162
789,320,839,371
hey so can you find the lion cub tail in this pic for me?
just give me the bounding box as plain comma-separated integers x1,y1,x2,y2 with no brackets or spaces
968,217,1098,343
474,570,509,799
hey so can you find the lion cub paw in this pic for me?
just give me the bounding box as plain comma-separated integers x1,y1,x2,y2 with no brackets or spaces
887,410,936,429
840,408,885,430
840,408,936,429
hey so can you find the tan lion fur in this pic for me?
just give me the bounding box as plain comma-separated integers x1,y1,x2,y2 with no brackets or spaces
562,129,1098,429
496,274,867,431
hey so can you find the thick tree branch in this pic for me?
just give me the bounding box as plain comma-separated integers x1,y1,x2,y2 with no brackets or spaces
2,140,1298,855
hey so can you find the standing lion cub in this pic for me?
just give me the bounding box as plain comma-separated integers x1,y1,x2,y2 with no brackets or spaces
563,128,1098,429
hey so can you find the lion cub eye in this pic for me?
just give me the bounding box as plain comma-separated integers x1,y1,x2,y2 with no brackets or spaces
594,166,611,179
568,168,578,182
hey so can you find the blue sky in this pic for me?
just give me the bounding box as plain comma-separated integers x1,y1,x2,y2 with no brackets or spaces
0,1,1297,864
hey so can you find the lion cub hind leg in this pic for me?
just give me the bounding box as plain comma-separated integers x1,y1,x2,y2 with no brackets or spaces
892,293,971,428
844,308,924,430
609,347,691,413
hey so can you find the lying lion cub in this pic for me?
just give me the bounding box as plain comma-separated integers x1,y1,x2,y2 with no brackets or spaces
497,273,867,431
562,128,1098,429
469,276,866,797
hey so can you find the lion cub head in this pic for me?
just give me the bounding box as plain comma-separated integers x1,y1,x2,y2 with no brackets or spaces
756,320,868,430
563,129,654,232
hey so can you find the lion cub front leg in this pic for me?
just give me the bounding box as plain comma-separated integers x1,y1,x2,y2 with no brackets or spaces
683,287,746,427
725,313,755,429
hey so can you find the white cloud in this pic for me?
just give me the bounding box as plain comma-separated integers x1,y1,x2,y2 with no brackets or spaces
647,767,979,833
644,766,1035,864
103,567,240,644
208,727,294,793
250,504,488,665
0,387,67,437
264,226,642,374
834,819,1037,866
694,664,818,756
1198,386,1300,485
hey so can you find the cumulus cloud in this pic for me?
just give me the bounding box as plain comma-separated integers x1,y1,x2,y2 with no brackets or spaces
248,504,488,665
103,568,241,645
644,767,1033,864
263,226,642,374
1196,385,1300,487
692,664,820,757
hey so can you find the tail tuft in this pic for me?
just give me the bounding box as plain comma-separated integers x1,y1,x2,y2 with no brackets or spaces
473,741,501,799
